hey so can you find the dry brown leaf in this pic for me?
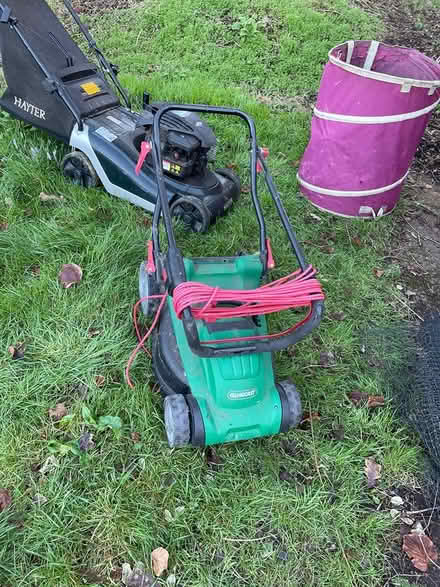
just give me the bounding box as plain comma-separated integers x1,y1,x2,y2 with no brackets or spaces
59,263,83,288
227,162,237,169
367,395,385,408
351,236,362,247
151,547,169,577
87,328,102,338
8,343,25,360
364,457,382,488
373,268,384,278
240,185,250,194
48,403,67,422
131,431,141,443
0,222,8,231
30,265,41,277
289,159,301,167
299,411,321,428
0,489,12,511
95,375,105,388
39,192,65,203
403,533,438,572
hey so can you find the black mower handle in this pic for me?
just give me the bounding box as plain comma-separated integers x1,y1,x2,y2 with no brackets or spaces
150,103,324,357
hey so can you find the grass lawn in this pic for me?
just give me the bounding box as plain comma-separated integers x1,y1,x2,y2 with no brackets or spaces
0,1,425,585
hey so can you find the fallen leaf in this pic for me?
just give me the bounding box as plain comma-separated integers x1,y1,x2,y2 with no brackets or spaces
240,185,250,193
320,351,336,367
351,236,362,247
95,375,105,387
39,192,64,203
131,431,141,443
122,562,155,586
279,467,293,482
367,395,385,408
364,458,382,488
0,222,8,231
58,263,83,288
0,489,12,511
227,162,237,169
151,547,169,577
39,455,59,475
164,509,174,523
8,343,25,360
79,431,94,452
206,446,223,470
323,246,335,254
48,403,67,422
373,268,384,278
299,411,320,429
391,495,404,507
330,311,346,321
87,328,102,338
30,265,41,277
289,159,301,167
32,494,48,507
332,418,345,441
348,391,384,408
403,532,438,572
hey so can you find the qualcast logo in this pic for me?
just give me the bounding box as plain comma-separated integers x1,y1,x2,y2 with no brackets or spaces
228,389,257,400
14,96,46,120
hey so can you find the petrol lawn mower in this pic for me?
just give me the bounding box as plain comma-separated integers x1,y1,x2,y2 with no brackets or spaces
0,0,240,232
128,104,325,448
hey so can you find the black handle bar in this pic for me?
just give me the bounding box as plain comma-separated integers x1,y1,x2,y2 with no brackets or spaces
151,103,324,358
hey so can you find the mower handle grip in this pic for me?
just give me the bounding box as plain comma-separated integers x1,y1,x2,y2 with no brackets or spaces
181,299,324,358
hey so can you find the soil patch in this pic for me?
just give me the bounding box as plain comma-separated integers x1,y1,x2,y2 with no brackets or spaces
353,0,440,316
72,0,137,14
384,485,440,586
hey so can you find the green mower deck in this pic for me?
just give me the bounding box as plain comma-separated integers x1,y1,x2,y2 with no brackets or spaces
166,255,292,446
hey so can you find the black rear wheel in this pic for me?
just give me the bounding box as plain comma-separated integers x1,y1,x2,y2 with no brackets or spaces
61,151,99,188
170,196,211,233
164,394,191,447
216,168,241,201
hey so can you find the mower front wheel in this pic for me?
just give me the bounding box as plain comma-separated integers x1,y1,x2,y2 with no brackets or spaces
61,151,99,189
277,380,303,431
164,394,191,448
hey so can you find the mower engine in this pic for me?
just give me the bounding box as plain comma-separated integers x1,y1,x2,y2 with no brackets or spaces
144,107,217,180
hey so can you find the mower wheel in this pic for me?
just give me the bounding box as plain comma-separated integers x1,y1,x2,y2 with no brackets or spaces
170,196,211,233
216,168,241,201
277,380,303,430
164,394,191,448
139,261,159,317
61,151,99,189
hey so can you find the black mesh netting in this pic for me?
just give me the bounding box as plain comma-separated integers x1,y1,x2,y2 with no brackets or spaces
365,313,440,506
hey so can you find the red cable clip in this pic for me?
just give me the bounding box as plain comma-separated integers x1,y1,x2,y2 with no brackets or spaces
256,147,269,173
146,240,155,274
135,141,152,176
266,237,275,270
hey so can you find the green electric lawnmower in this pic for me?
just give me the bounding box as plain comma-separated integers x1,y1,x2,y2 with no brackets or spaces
133,104,325,448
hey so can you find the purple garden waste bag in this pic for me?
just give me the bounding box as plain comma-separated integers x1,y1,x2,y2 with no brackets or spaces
298,41,440,218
